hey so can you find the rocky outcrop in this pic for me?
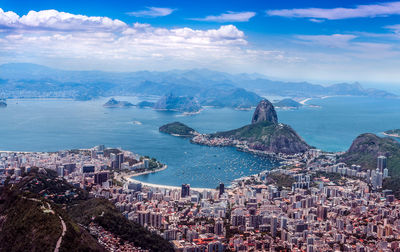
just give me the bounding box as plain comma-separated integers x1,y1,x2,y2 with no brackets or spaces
251,99,278,124
103,98,133,108
210,121,310,155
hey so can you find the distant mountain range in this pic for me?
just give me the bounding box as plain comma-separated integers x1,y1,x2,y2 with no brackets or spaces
0,63,397,105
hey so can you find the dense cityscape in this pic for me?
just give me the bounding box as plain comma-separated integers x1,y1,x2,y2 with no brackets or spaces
1,144,398,251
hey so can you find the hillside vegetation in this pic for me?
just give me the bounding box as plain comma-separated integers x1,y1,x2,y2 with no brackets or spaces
340,133,400,176
211,121,310,154
0,168,173,251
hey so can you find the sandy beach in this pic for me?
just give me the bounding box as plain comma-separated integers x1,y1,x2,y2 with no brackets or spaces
120,166,216,192
299,98,312,105
382,132,400,138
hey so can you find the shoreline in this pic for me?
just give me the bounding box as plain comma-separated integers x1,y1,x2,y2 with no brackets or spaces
117,165,216,191
299,98,312,105
382,132,400,138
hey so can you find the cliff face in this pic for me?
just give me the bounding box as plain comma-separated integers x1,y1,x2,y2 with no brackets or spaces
251,99,278,124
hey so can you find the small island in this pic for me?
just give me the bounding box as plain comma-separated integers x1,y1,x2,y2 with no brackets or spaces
103,98,134,108
274,98,302,109
0,99,7,108
159,122,197,137
383,129,400,138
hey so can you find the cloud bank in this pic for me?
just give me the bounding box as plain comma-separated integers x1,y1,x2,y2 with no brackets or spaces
127,7,175,18
191,11,256,22
0,8,296,73
267,1,400,20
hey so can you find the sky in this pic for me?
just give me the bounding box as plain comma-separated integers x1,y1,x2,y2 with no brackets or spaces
1,0,400,87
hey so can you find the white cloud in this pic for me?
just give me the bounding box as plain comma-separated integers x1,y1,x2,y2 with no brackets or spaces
385,24,400,33
0,8,127,31
1,9,292,73
266,1,400,20
127,7,175,17
296,34,357,48
191,11,256,22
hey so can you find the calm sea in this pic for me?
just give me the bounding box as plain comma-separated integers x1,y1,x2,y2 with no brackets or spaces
0,96,399,187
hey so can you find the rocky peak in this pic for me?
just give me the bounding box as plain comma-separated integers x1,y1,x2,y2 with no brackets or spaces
251,99,278,124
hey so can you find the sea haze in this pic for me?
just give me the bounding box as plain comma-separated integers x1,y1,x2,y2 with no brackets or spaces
0,96,399,187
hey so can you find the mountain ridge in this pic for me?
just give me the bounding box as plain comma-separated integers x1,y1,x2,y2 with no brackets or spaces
0,63,397,101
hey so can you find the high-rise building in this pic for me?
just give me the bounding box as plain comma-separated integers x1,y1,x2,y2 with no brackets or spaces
110,153,117,169
317,205,328,220
56,166,64,177
82,165,95,173
377,156,387,172
383,168,389,178
117,153,124,169
219,183,225,196
94,171,108,185
214,219,224,236
181,184,190,198
63,163,76,174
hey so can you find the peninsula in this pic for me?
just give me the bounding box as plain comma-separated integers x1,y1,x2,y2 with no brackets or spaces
160,99,310,156
383,129,400,138
273,98,302,109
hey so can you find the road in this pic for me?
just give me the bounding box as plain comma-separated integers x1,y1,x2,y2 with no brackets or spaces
22,197,67,252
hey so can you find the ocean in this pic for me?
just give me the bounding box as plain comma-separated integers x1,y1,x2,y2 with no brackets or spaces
0,96,399,187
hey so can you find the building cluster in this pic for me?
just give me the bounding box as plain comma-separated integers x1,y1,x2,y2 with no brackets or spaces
0,145,151,188
317,155,389,190
1,146,400,251
88,222,146,251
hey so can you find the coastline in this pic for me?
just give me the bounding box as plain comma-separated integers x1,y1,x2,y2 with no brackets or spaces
382,132,400,138
118,165,216,191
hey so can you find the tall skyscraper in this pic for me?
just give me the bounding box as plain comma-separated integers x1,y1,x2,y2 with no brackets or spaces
377,156,387,172
219,183,225,196
117,153,124,169
94,171,108,185
181,184,190,198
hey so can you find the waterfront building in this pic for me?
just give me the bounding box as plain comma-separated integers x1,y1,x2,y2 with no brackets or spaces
219,183,224,196
181,184,190,198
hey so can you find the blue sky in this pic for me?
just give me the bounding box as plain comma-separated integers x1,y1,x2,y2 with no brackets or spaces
1,0,400,87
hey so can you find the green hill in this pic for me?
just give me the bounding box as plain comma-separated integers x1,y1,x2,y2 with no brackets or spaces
211,121,310,154
0,168,173,251
0,177,103,251
159,122,197,137
274,98,302,108
68,198,173,252
340,133,400,176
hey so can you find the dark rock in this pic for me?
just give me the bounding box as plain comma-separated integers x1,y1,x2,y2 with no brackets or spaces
251,99,278,124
